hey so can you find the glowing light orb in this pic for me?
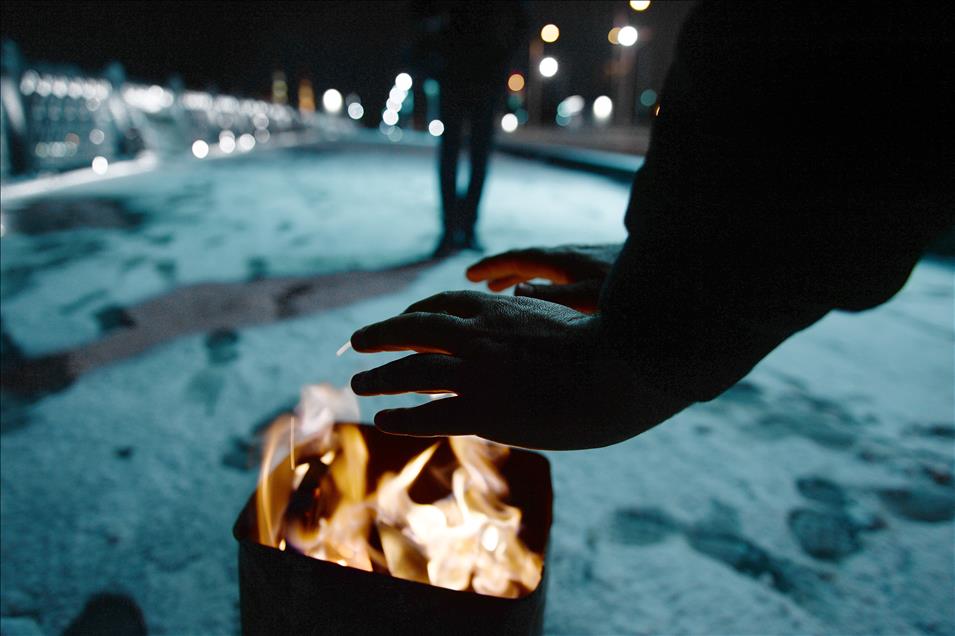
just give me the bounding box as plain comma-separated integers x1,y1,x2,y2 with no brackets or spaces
539,57,558,78
618,26,638,47
347,102,364,120
91,156,109,175
238,133,256,152
192,140,209,159
540,24,559,43
322,89,343,113
507,73,525,92
428,119,445,136
593,95,613,120
219,130,236,154
500,113,518,133
395,73,413,91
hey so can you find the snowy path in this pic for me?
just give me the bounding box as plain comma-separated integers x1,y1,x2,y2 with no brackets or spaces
1,144,952,635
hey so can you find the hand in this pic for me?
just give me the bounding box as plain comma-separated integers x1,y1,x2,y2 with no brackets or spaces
466,244,622,314
350,290,683,450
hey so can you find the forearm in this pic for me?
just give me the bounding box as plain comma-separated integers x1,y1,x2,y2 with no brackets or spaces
598,235,827,406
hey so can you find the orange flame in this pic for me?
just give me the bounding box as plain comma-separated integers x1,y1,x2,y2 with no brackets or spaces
254,384,543,598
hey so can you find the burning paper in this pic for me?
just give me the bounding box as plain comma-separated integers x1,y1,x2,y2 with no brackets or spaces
254,384,543,598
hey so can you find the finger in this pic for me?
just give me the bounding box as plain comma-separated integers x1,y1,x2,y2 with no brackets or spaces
351,354,467,396
466,250,571,285
403,290,488,318
375,396,479,437
351,313,467,354
515,281,601,313
486,275,526,292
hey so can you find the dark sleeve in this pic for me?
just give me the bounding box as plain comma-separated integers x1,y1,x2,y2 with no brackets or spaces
599,1,955,403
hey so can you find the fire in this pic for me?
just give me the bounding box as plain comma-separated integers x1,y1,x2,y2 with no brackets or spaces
254,385,543,598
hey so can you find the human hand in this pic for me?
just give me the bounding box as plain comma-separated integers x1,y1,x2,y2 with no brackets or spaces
350,290,681,450
466,244,622,314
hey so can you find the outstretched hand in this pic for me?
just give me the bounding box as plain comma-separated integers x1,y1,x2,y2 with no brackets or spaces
466,244,621,313
350,290,679,450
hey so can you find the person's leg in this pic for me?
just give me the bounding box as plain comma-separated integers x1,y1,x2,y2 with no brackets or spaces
462,92,497,247
437,87,465,253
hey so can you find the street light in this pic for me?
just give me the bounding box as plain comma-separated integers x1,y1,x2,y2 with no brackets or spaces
539,57,558,78
610,26,639,126
507,73,525,92
501,113,518,133
322,88,343,113
618,26,638,47
540,24,559,43
394,73,413,91
593,96,613,120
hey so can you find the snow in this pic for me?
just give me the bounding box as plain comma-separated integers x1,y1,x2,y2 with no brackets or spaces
1,142,953,635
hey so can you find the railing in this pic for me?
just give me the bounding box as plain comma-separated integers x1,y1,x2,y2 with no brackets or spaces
0,53,354,181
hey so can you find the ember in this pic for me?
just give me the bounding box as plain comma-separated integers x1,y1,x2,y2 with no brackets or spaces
252,385,545,599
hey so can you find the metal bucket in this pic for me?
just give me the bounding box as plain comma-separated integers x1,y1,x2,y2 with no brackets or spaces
233,424,552,635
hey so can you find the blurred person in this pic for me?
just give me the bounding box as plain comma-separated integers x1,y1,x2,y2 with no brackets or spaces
352,2,954,450
410,1,528,256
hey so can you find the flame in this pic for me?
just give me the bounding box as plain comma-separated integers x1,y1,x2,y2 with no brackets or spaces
253,385,543,598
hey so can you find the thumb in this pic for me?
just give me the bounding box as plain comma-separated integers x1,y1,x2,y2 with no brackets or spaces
514,281,601,313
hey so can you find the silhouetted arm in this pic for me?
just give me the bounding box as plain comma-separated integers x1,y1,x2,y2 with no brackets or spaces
599,1,955,405
351,2,954,450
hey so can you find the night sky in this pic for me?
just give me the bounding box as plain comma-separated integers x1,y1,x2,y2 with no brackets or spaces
2,1,692,108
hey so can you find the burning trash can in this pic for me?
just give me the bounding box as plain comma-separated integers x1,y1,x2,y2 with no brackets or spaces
233,386,552,635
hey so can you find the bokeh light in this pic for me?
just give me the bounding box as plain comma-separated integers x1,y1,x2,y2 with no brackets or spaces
593,95,613,120
394,73,413,92
322,88,343,113
219,130,236,154
557,95,585,117
501,113,518,133
540,24,560,43
252,113,269,130
192,140,209,158
639,88,658,108
91,156,108,175
608,27,620,45
238,133,256,152
539,57,558,78
298,80,316,113
630,1,651,11
19,70,38,95
382,109,399,126
507,73,525,92
428,119,445,136
347,102,364,120
389,86,408,103
618,26,639,47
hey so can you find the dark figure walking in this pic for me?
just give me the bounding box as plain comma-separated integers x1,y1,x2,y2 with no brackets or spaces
411,1,528,256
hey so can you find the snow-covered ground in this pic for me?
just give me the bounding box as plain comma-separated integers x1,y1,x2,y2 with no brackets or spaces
1,143,952,635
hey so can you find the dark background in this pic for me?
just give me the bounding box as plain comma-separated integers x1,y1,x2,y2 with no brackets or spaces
2,1,693,107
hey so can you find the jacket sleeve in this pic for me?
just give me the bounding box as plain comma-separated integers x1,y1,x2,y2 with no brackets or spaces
599,1,955,404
